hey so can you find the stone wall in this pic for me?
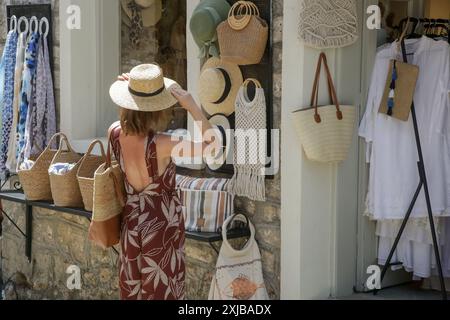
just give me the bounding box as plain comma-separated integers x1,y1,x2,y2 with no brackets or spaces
0,0,283,300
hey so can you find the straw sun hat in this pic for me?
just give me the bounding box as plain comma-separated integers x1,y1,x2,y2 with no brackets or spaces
121,0,162,28
110,64,180,112
199,57,243,116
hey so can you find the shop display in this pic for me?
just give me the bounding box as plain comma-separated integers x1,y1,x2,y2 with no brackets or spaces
198,57,243,117
77,140,106,212
292,53,356,163
0,17,18,178
24,18,56,159
359,35,450,281
230,78,266,201
17,132,65,201
209,213,268,300
298,0,358,49
6,19,28,173
190,0,231,58
48,136,83,208
121,0,162,28
176,174,233,233
217,1,268,65
90,128,125,249
206,113,231,171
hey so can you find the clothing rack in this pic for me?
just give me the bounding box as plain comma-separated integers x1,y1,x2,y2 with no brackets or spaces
374,39,448,300
397,17,450,44
6,4,54,80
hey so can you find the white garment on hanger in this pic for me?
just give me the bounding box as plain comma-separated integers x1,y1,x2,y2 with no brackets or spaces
359,36,450,221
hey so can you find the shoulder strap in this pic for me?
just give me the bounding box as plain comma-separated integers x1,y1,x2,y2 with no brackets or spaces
145,130,158,178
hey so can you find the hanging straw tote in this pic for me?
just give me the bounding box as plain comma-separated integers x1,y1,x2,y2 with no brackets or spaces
89,131,125,249
291,53,356,163
49,136,84,207
217,1,268,65
77,140,106,212
18,133,66,201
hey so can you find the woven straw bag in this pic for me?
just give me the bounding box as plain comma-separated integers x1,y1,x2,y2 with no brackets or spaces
77,140,106,212
18,133,66,201
49,137,84,207
89,131,125,249
291,53,356,163
217,1,268,65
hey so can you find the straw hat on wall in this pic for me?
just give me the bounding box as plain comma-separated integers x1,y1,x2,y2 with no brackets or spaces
110,64,180,112
198,57,243,116
121,0,163,27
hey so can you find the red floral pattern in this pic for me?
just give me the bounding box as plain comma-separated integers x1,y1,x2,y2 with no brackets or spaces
111,127,185,300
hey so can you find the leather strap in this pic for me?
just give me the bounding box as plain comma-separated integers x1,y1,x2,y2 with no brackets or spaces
310,53,343,123
107,124,125,207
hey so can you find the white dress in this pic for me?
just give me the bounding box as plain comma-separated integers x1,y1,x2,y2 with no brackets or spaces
360,37,450,278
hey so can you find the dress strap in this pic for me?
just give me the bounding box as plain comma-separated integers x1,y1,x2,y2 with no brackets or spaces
145,130,158,179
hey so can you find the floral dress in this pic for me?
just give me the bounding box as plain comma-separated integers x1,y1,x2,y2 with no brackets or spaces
110,126,185,300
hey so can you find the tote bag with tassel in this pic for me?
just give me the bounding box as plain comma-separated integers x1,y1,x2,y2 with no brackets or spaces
291,53,356,163
89,130,126,249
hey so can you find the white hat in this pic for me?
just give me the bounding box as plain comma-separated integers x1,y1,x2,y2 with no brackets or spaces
121,0,162,28
109,64,180,112
198,57,243,117
205,114,231,171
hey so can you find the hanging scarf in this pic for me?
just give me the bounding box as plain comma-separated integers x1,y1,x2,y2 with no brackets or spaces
230,86,267,201
128,1,144,49
6,32,27,173
0,30,18,178
17,32,40,167
24,36,56,158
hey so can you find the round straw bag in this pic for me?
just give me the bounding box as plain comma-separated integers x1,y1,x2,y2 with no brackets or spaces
18,133,66,201
291,53,356,163
217,1,268,65
77,140,106,212
49,137,84,207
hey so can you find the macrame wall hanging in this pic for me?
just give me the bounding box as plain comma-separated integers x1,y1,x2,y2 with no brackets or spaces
298,0,359,49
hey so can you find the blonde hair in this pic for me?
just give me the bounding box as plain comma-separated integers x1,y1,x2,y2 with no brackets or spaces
120,108,173,136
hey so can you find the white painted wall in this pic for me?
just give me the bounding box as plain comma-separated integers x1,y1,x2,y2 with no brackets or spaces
281,0,370,299
60,0,120,152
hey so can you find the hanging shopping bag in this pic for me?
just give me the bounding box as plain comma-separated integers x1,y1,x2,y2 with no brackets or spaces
217,1,268,65
89,131,125,249
208,214,269,300
291,53,356,163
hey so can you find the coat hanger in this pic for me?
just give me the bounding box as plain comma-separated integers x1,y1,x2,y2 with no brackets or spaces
39,17,49,38
9,15,17,33
29,16,39,34
17,16,29,35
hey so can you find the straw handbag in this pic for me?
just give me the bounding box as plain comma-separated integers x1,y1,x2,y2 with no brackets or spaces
89,133,125,249
291,53,356,163
217,1,268,65
18,133,66,201
49,137,84,207
77,140,106,212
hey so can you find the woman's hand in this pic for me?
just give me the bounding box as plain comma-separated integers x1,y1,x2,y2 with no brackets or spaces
118,73,130,81
170,87,200,112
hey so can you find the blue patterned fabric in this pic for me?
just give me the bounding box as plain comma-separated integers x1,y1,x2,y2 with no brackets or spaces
17,32,40,165
0,31,18,177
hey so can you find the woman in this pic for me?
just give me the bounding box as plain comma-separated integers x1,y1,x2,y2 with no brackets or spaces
109,64,219,300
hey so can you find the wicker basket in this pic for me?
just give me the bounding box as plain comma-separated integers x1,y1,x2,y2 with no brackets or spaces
217,1,268,65
18,133,66,201
49,136,84,207
77,140,106,212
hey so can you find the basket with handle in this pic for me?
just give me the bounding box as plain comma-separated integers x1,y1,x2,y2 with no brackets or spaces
18,133,67,201
291,52,356,163
217,1,268,65
49,136,84,207
77,140,106,212
89,126,126,249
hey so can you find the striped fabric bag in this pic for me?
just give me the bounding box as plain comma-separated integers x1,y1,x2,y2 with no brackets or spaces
176,175,234,233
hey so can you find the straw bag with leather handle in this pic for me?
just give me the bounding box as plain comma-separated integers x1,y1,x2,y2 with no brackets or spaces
18,132,66,201
217,1,268,65
77,140,106,212
49,136,84,207
89,131,126,249
291,53,356,163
